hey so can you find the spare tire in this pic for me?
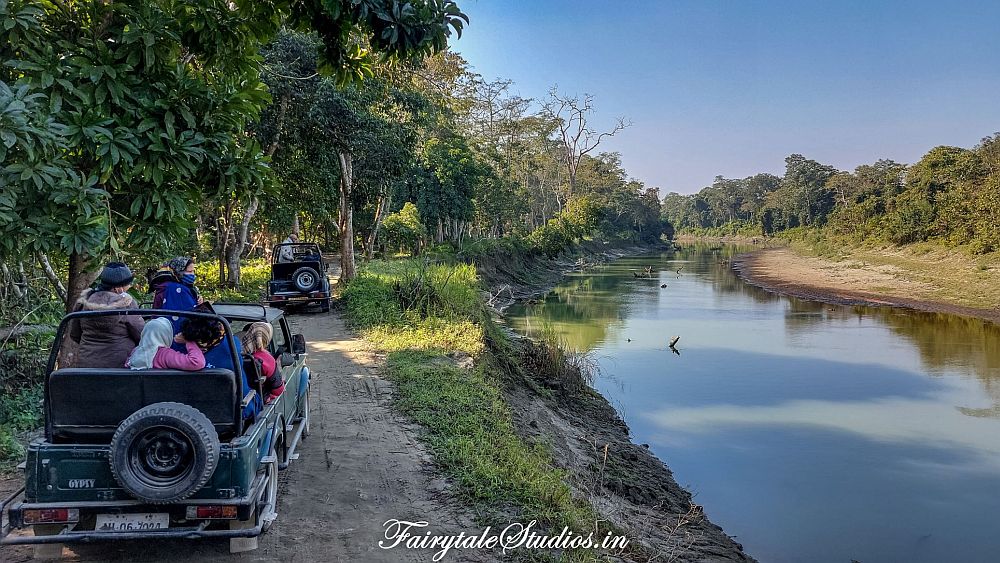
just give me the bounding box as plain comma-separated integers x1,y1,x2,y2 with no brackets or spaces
109,402,220,504
292,267,320,292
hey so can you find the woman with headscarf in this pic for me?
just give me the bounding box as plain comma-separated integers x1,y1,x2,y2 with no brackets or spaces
69,262,144,368
126,317,205,371
155,256,204,331
240,322,284,404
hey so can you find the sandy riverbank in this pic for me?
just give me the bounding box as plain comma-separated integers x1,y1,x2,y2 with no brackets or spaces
732,247,1000,325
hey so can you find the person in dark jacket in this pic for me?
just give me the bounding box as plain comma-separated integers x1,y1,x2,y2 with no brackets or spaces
240,322,284,404
159,256,203,331
174,314,262,421
69,262,144,368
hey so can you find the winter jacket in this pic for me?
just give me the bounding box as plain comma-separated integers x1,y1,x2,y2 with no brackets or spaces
151,341,206,371
175,337,262,420
70,290,144,369
161,281,199,331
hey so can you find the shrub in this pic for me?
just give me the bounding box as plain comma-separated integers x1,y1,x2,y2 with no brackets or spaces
526,219,573,257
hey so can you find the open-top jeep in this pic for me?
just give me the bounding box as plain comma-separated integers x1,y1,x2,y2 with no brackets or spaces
266,242,332,312
1,304,310,557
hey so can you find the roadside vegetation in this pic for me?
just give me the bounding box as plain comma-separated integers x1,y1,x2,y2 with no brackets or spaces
343,256,608,547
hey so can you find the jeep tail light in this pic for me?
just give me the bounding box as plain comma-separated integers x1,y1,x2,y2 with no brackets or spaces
23,508,79,524
272,295,286,301
314,292,327,298
186,505,238,519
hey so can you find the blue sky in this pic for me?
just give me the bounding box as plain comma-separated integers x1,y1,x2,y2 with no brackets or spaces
451,0,1000,194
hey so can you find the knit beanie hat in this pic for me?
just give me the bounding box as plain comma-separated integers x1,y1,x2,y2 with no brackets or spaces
99,262,134,288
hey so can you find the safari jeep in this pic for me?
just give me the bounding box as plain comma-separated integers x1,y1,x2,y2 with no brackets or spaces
0,305,310,557
266,242,332,312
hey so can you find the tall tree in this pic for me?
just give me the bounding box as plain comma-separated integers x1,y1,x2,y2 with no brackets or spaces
541,88,628,196
0,0,468,303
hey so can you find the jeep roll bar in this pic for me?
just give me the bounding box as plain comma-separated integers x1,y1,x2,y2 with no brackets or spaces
46,309,245,435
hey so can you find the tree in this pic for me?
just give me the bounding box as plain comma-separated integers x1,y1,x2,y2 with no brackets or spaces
541,88,628,195
1,0,275,307
1,1,468,300
380,201,425,255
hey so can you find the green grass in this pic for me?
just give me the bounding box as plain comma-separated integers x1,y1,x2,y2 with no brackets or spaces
195,258,270,303
387,350,589,527
343,259,483,355
343,258,598,538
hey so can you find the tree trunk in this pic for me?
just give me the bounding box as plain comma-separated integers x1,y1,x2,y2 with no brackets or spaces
337,151,356,283
61,252,98,367
215,211,228,285
36,253,68,303
65,252,95,311
225,197,259,287
1,262,24,299
436,217,443,244
366,192,389,260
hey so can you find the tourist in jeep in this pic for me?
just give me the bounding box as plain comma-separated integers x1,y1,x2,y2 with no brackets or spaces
277,233,298,262
240,322,284,404
126,317,206,371
183,314,263,420
156,256,203,309
69,261,144,368
155,256,205,331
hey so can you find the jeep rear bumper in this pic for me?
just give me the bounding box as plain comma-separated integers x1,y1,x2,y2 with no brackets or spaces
1,473,268,545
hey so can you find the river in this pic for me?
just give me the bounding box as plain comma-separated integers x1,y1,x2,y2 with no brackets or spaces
504,244,1000,563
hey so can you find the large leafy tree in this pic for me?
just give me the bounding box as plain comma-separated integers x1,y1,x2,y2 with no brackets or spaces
0,0,466,306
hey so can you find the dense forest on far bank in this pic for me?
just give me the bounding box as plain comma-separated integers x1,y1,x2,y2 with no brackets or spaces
662,133,1000,253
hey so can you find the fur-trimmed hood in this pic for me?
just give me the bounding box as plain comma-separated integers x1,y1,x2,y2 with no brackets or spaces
76,289,139,311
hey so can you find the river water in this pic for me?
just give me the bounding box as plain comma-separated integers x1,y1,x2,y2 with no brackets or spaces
504,244,1000,563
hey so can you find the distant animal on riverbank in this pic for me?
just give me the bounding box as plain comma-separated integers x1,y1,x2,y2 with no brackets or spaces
660,283,667,288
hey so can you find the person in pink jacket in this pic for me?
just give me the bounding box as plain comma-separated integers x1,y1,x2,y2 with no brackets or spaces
126,317,205,371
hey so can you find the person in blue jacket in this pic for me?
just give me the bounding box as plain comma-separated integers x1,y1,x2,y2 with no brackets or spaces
160,257,203,331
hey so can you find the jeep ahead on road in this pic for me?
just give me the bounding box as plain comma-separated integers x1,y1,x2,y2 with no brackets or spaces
1,305,310,557
266,242,332,312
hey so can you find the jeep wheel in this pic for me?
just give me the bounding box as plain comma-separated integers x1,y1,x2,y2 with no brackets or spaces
259,438,278,533
292,267,320,292
109,402,219,504
302,390,311,438
320,298,331,313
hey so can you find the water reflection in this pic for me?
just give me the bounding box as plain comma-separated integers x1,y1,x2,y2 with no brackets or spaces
505,246,1000,562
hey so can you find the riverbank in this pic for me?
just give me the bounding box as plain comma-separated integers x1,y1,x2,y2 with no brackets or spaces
733,246,1000,325
344,241,752,561
475,240,674,311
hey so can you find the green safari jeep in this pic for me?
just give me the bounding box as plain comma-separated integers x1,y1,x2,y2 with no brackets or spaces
1,304,310,557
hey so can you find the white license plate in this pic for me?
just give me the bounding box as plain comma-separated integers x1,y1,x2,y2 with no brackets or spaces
95,513,169,532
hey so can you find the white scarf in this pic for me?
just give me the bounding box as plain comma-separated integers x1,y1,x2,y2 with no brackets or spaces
127,317,174,369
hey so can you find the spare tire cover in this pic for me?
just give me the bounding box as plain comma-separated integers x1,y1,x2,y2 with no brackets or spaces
292,267,320,292
109,402,220,504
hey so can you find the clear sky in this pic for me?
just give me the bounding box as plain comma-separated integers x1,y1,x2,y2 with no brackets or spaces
451,0,1000,194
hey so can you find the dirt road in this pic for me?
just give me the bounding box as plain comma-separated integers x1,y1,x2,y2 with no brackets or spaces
3,311,490,562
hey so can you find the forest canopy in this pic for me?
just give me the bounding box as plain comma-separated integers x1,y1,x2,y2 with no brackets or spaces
661,134,1000,253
